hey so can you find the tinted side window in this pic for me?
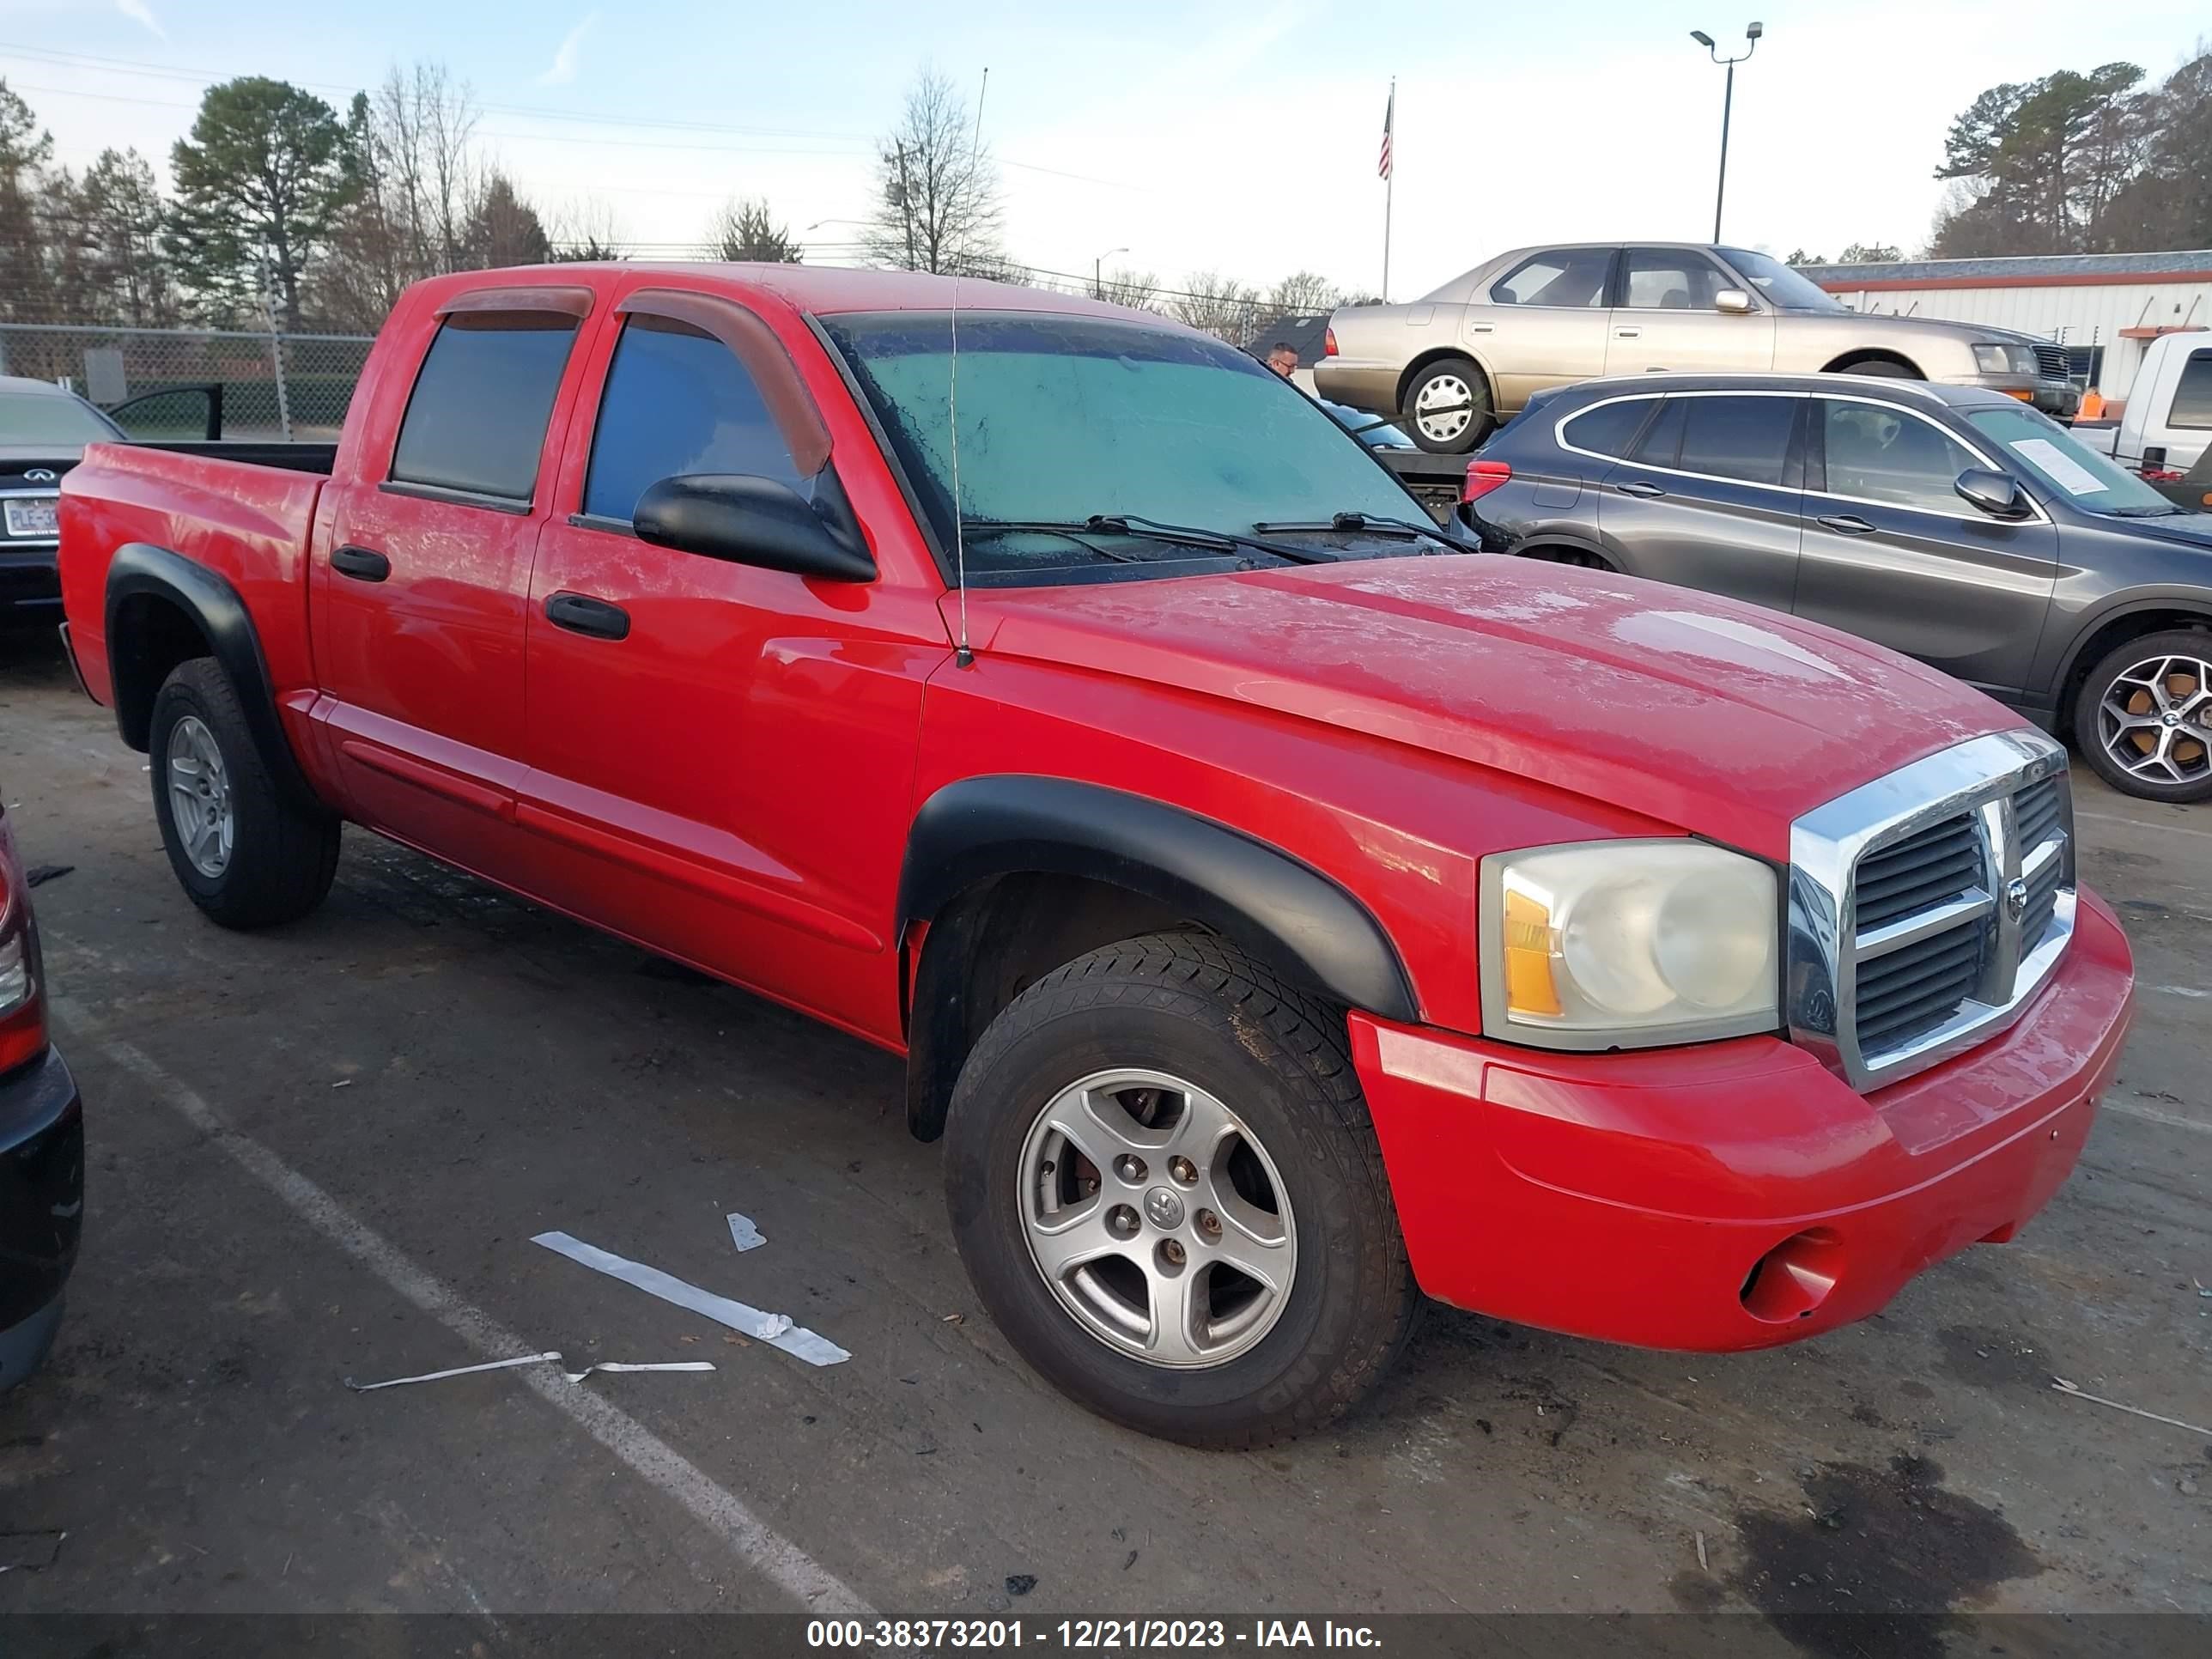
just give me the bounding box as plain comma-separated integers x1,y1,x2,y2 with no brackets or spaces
583,316,803,522
1820,400,1980,511
1627,398,1686,468
1562,398,1656,459
1490,248,1612,309
1621,248,1735,311
1678,396,1794,486
2170,349,2212,430
390,313,578,501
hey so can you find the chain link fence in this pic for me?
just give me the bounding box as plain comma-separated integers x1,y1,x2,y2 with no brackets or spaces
0,324,374,441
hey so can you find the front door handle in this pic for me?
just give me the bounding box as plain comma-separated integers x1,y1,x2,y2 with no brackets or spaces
1614,327,1642,339
1615,479,1667,499
330,545,390,581
1816,514,1877,535
1469,322,1494,333
545,592,631,641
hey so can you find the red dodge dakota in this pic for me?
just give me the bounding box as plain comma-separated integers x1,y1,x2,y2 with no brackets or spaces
58,264,2133,1446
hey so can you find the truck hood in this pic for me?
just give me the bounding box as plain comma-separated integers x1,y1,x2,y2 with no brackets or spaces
959,557,2018,860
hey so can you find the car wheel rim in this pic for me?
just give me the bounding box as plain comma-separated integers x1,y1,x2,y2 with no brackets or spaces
167,714,234,878
1413,374,1474,442
2097,652,2212,787
1017,1066,1297,1370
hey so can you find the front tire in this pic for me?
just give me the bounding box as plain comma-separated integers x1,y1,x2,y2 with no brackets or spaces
944,933,1417,1448
2075,630,2212,802
1403,357,1492,454
149,658,341,927
1837,356,1919,380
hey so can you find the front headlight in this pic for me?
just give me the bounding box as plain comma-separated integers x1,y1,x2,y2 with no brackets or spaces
1972,344,2011,375
1480,841,1779,1050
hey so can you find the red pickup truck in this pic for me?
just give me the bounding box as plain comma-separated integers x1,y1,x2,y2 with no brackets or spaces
58,264,2133,1446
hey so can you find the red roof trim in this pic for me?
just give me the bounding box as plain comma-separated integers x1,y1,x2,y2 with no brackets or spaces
1820,270,2212,294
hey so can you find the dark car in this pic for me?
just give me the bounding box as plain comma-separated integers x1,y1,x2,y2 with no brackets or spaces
3,375,225,626
0,800,81,1392
1465,372,2212,802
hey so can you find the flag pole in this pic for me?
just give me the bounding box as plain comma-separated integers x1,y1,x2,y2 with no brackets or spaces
1382,77,1395,303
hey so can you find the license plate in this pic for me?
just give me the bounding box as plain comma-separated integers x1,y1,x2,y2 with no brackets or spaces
3,496,59,538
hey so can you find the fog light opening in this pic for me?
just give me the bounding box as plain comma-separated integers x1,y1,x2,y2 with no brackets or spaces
1741,1229,1845,1323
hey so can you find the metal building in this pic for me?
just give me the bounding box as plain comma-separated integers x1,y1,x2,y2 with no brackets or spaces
1801,251,2212,407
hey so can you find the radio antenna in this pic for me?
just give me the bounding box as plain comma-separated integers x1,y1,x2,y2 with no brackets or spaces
948,65,988,671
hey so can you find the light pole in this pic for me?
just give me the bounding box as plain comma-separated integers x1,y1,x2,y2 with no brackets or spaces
1691,22,1762,244
1094,246,1128,299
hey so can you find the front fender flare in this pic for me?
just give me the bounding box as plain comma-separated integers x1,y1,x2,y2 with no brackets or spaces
898,775,1418,1022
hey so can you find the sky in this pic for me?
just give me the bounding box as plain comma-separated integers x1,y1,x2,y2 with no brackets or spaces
0,0,2205,303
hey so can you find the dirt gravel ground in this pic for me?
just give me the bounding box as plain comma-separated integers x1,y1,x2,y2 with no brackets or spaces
2,630,2207,1642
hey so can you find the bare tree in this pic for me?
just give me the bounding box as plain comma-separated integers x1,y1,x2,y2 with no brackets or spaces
866,67,1004,274
373,62,483,276
546,197,627,261
1094,266,1161,311
703,196,802,263
1264,270,1341,315
1168,270,1260,343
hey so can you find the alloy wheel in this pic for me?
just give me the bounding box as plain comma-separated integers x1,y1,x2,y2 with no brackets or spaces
167,714,235,878
2097,652,2212,787
1018,1067,1297,1369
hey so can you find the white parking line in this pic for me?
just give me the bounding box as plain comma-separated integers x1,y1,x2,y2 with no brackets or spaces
51,1000,873,1620
2150,985,2212,1000
2102,1097,2211,1136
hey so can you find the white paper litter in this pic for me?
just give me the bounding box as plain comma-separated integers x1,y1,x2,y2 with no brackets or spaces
726,1212,766,1252
345,1351,562,1392
532,1230,849,1365
563,1360,716,1382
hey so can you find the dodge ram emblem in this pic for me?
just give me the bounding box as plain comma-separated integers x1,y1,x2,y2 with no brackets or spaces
2004,877,2029,923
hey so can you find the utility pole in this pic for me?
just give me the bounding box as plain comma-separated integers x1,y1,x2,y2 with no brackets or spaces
894,142,918,271
1691,23,1762,243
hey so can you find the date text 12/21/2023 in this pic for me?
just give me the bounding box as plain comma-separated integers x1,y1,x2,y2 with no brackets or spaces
806,1620,1383,1650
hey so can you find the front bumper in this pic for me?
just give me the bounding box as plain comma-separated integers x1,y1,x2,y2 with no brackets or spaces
0,1048,83,1390
1955,372,2078,418
1347,890,2132,1351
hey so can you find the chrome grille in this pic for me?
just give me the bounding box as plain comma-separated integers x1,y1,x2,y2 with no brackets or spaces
1787,732,2075,1091
2033,343,2069,381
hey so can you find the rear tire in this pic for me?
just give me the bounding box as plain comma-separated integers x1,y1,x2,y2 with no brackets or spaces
1403,357,1492,454
944,933,1417,1448
149,658,340,927
2074,629,2212,803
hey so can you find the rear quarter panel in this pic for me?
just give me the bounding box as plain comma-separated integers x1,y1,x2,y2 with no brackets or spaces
59,446,325,706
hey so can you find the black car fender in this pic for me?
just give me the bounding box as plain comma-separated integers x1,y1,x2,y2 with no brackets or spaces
103,543,331,817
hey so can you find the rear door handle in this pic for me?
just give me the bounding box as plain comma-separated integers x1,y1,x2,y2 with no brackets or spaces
545,592,631,641
1469,322,1494,333
1614,327,1642,339
330,545,390,582
1815,514,1877,535
1615,479,1666,498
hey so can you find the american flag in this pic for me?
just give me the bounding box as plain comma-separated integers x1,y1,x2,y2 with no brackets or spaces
1378,85,1394,180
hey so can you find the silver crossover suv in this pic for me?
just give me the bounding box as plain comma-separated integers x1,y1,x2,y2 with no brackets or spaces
1316,242,2074,453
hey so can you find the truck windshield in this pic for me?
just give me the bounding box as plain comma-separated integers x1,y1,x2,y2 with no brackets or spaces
0,391,122,444
1965,404,2183,517
819,311,1426,583
1718,249,1844,313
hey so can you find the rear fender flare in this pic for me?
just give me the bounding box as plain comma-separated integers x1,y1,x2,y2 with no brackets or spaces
104,542,331,817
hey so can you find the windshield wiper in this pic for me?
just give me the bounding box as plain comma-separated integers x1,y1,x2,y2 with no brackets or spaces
1082,513,1334,565
962,520,1146,562
1253,510,1467,550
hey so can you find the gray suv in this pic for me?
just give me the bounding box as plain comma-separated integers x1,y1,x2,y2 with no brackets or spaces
1462,372,2212,802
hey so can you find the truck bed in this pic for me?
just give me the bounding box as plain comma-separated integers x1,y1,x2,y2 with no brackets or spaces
58,442,329,709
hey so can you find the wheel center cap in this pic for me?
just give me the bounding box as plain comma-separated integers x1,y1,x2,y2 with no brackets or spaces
2163,710,2182,726
1143,1187,1185,1230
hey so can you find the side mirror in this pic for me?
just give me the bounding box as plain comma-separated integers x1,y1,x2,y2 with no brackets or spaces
1954,467,2032,520
1713,289,1754,315
635,473,875,581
